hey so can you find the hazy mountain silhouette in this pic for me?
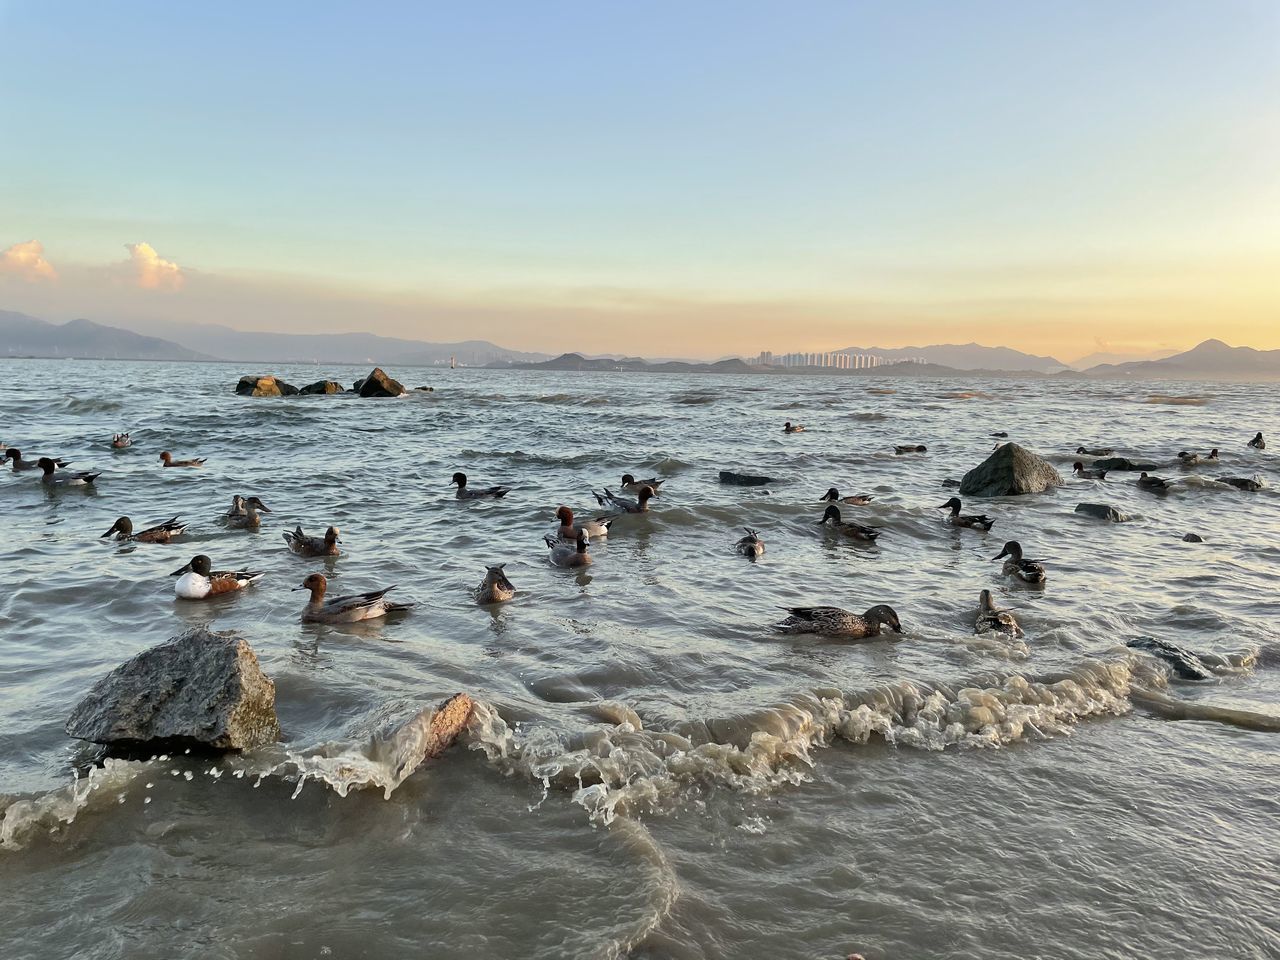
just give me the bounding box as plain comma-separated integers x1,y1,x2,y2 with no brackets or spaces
0,311,212,361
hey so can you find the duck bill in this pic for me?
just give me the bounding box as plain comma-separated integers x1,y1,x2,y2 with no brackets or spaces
891,624,903,633
991,550,1008,561
100,525,117,538
170,561,192,577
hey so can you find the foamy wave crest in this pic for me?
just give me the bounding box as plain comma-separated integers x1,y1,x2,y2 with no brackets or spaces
1,757,148,851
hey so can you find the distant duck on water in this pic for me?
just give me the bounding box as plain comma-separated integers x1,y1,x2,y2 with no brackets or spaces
294,573,412,623
818,504,880,541
992,541,1047,584
783,421,805,433
820,487,873,506
452,472,511,500
101,515,187,543
938,497,994,530
38,457,99,486
894,444,927,455
283,525,341,557
171,554,263,599
1177,449,1218,466
1075,446,1114,457
160,451,206,468
111,433,131,449
1247,432,1265,450
735,528,765,558
225,496,271,529
621,473,664,496
1138,472,1172,491
1073,462,1107,480
5,448,70,472
974,589,1022,636
774,604,902,639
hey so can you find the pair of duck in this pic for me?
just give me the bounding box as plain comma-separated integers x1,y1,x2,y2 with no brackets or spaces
3,448,71,472
1177,448,1218,466
1247,432,1265,450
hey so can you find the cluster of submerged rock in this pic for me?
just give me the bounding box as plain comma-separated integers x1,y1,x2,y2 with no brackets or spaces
235,367,434,398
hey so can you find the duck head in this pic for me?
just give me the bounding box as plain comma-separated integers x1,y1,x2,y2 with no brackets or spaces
483,564,514,590
865,604,902,633
171,554,212,577
451,471,467,488
244,496,271,513
1072,462,1085,472
637,485,655,505
621,473,636,485
978,589,997,612
555,505,574,525
820,487,840,501
159,451,172,464
1,448,17,462
293,573,328,601
938,497,962,513
102,517,133,538
324,526,341,545
819,504,842,524
992,541,1022,561
37,457,57,475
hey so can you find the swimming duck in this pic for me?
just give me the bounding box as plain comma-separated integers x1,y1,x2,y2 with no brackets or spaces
990,431,1009,438
294,573,412,623
593,485,655,514
555,505,613,541
4,448,71,472
774,603,902,638
111,433,131,449
783,421,805,433
817,504,880,541
938,497,994,530
452,471,510,500
476,564,516,604
171,554,264,599
1218,476,1263,492
160,451,206,468
1247,432,1265,450
1072,462,1108,480
894,445,927,455
101,515,187,543
37,457,99,486
991,541,1046,584
621,473,664,496
974,589,1022,637
283,524,341,556
820,487,874,505
1177,449,1218,466
545,530,591,567
225,496,271,529
735,528,765,558
1137,472,1171,491
1075,446,1114,457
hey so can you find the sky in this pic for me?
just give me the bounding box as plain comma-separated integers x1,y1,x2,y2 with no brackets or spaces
1,1,1277,362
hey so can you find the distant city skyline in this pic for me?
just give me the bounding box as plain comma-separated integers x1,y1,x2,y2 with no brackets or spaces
1,3,1277,361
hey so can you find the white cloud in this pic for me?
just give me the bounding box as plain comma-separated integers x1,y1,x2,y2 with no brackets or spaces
0,240,58,282
126,242,184,290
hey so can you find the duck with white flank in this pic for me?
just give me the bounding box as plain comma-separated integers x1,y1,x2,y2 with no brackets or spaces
111,433,131,449
1218,476,1263,492
593,485,655,514
160,451,206,468
476,564,516,604
620,473,664,496
37,457,99,486
735,528,765,558
452,471,511,500
1076,446,1114,457
938,497,995,530
774,604,902,638
295,573,412,623
992,541,1047,584
283,525,341,557
101,516,187,543
4,448,71,472
225,496,271,529
1247,432,1265,450
894,444,927,455
555,506,612,541
1177,449,1218,466
1137,472,1172,491
171,554,264,599
783,421,805,433
817,504,879,541
974,589,1022,636
545,530,591,567
1072,462,1108,480
820,487,874,506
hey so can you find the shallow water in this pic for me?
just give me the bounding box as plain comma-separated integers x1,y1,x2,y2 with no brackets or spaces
1,359,1277,959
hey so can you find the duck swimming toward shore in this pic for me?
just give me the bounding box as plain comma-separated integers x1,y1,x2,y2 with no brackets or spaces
1177,449,1218,466
111,433,131,449
475,564,516,604
593,485,654,514
225,496,271,529
545,530,591,567
620,473,664,496
783,421,805,433
1247,432,1265,450
1138,472,1172,491
774,603,902,639
160,451,206,468
735,528,765,558
992,541,1047,584
555,505,613,540
894,444,927,455
5,448,70,472
171,554,263,599
938,497,995,530
1072,462,1108,480
101,515,187,543
818,504,880,541
452,471,511,500
1218,476,1263,492
37,457,99,486
820,487,874,506
295,573,413,623
1075,446,1114,457
974,589,1022,636
283,525,341,557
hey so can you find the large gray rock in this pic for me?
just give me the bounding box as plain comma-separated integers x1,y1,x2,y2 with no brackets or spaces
235,375,298,397
65,627,280,750
1075,503,1131,522
959,443,1062,498
357,367,406,398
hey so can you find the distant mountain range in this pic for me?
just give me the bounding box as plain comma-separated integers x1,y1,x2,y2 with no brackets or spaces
1080,339,1280,381
837,342,1067,372
1067,348,1179,370
0,310,213,361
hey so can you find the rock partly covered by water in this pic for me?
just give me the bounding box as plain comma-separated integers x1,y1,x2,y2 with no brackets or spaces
719,470,772,486
356,367,406,398
1075,503,1131,522
65,627,280,750
300,379,345,395
959,443,1062,498
235,375,298,397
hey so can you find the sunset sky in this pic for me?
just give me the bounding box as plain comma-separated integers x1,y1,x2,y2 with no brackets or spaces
2,2,1277,361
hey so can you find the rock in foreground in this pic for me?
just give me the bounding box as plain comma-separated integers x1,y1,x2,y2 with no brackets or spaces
235,375,298,397
356,367,406,397
959,443,1062,498
65,627,280,750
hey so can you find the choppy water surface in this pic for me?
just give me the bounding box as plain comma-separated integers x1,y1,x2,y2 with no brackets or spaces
1,359,1277,960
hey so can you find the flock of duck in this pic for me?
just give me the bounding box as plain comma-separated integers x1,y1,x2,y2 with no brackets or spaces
2,426,1268,637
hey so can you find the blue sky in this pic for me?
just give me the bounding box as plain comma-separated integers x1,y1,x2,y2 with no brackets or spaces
1,1,1277,358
